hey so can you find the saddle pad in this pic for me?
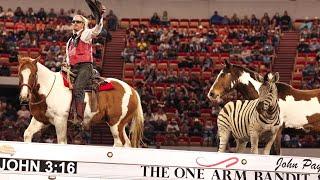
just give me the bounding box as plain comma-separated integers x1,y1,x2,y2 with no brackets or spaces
61,72,114,91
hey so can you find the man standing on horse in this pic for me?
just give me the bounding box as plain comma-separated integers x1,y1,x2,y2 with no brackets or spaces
65,0,106,122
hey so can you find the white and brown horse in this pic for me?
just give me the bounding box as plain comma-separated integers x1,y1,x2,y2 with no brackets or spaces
208,61,320,154
18,56,144,147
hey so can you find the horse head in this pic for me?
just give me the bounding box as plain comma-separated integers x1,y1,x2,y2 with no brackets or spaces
207,60,261,101
207,60,241,101
18,56,40,103
255,72,280,114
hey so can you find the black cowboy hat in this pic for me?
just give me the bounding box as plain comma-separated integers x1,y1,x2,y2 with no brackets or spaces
85,0,103,22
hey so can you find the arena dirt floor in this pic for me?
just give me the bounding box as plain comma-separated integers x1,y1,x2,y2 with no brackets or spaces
152,146,320,157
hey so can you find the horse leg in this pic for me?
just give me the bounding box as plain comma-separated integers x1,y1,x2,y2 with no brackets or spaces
263,130,279,155
54,118,68,144
269,125,283,155
24,117,45,142
110,122,123,147
122,125,131,147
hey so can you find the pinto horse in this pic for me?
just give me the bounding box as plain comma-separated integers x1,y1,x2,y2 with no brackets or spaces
18,56,144,147
207,61,320,155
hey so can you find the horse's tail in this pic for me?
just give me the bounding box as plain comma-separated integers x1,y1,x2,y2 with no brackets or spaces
130,90,144,148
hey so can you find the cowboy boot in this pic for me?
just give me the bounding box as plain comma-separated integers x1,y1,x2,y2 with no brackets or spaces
75,100,86,122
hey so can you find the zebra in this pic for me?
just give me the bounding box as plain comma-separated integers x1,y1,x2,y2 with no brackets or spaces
217,72,281,154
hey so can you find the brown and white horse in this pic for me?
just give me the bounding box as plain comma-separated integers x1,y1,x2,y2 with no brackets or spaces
18,56,144,147
208,61,320,154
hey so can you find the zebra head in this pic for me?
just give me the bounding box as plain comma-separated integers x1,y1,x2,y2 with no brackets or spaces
255,72,280,113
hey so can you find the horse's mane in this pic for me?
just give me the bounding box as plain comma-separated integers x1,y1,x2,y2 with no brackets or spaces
230,64,320,99
231,64,257,79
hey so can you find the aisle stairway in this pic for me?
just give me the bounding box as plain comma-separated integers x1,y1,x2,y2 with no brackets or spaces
272,31,300,84
100,29,126,79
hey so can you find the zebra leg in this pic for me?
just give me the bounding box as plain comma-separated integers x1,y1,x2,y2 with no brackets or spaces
263,131,279,155
235,139,248,153
250,131,259,154
218,129,230,153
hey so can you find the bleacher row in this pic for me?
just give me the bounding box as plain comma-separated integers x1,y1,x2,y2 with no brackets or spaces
120,18,211,28
292,52,318,88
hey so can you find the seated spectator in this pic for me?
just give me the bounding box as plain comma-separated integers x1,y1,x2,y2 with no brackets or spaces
47,8,57,20
36,8,47,21
0,6,4,19
309,39,320,52
17,105,31,121
152,108,168,122
150,12,161,26
161,11,170,26
145,47,155,60
261,12,270,29
189,118,203,137
122,44,137,63
297,38,310,53
153,118,167,134
302,63,316,77
137,38,148,52
221,15,230,25
202,53,214,71
230,13,240,25
280,11,292,31
5,8,14,19
241,15,250,26
271,12,281,27
165,120,180,145
203,120,214,143
25,7,35,22
14,7,24,21
282,134,291,148
250,14,260,26
0,64,11,76
144,120,155,145
210,11,223,25
261,40,274,67
241,48,253,64
106,10,118,31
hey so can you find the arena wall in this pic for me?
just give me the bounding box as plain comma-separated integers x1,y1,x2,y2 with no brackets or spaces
0,0,320,19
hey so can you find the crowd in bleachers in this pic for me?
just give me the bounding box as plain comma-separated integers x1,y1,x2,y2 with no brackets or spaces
120,11,320,148
292,17,320,90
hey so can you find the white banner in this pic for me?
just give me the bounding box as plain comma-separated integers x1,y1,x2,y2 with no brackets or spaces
0,141,319,179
